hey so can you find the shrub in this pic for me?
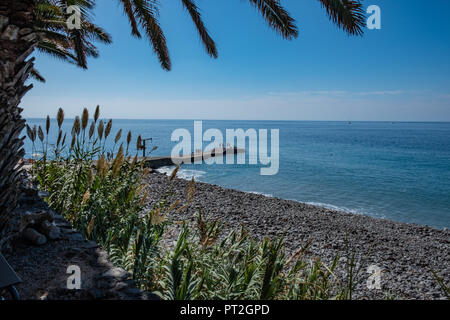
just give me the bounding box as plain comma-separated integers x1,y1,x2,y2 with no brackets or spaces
27,106,372,300
28,106,164,285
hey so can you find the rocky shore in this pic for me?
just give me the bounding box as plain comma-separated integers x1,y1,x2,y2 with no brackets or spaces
144,171,450,300
4,168,448,300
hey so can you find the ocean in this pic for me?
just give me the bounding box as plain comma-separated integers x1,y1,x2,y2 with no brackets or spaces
24,119,450,229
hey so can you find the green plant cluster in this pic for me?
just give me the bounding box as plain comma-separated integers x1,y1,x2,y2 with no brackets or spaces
28,107,373,300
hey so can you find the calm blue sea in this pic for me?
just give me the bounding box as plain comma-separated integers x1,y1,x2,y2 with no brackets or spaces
24,119,450,229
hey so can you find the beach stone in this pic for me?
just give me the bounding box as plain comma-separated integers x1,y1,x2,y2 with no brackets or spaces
22,228,47,246
96,279,115,289
67,232,85,241
114,281,129,291
141,171,450,300
101,268,131,281
88,288,104,299
39,220,61,240
82,240,99,249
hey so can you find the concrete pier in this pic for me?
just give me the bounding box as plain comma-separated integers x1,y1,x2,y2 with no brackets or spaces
143,147,245,169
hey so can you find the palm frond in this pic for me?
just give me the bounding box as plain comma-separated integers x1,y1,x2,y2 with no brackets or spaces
318,0,366,36
37,28,72,48
36,0,112,70
83,41,100,58
247,0,298,40
82,22,112,44
132,0,171,71
70,28,88,68
36,1,63,19
36,40,78,64
181,0,217,58
30,68,46,83
119,0,142,37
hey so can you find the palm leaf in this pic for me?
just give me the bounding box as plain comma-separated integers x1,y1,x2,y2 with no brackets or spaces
181,0,218,58
132,0,171,71
247,0,298,40
36,40,78,64
30,68,46,83
36,0,112,69
318,0,366,36
119,0,142,37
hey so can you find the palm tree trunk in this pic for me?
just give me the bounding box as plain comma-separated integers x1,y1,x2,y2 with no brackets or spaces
0,0,38,251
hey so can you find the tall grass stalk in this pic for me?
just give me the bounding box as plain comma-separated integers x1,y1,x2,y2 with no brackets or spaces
28,107,385,300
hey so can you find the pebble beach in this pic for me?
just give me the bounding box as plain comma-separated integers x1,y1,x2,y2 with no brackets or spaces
144,171,450,300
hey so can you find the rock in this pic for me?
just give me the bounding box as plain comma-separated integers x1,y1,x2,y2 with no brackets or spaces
38,190,49,198
67,233,85,241
82,240,99,249
123,287,142,296
39,220,61,240
61,228,77,235
114,281,130,291
39,292,49,300
96,279,115,289
53,213,70,224
23,228,47,246
21,210,54,230
88,288,104,299
96,250,111,265
64,247,82,258
55,220,72,229
101,267,131,281
20,185,38,197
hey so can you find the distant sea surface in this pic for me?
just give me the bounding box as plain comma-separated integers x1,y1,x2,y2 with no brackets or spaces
25,119,450,229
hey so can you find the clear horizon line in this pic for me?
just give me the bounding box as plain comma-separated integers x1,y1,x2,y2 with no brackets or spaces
24,117,450,123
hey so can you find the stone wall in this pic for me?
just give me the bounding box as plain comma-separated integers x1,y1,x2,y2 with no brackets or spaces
3,169,158,300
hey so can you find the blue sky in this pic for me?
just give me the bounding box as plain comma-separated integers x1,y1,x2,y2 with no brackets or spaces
23,0,450,121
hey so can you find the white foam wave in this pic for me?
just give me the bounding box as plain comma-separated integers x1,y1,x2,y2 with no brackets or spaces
304,201,387,219
156,166,206,180
248,191,274,197
305,201,360,214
